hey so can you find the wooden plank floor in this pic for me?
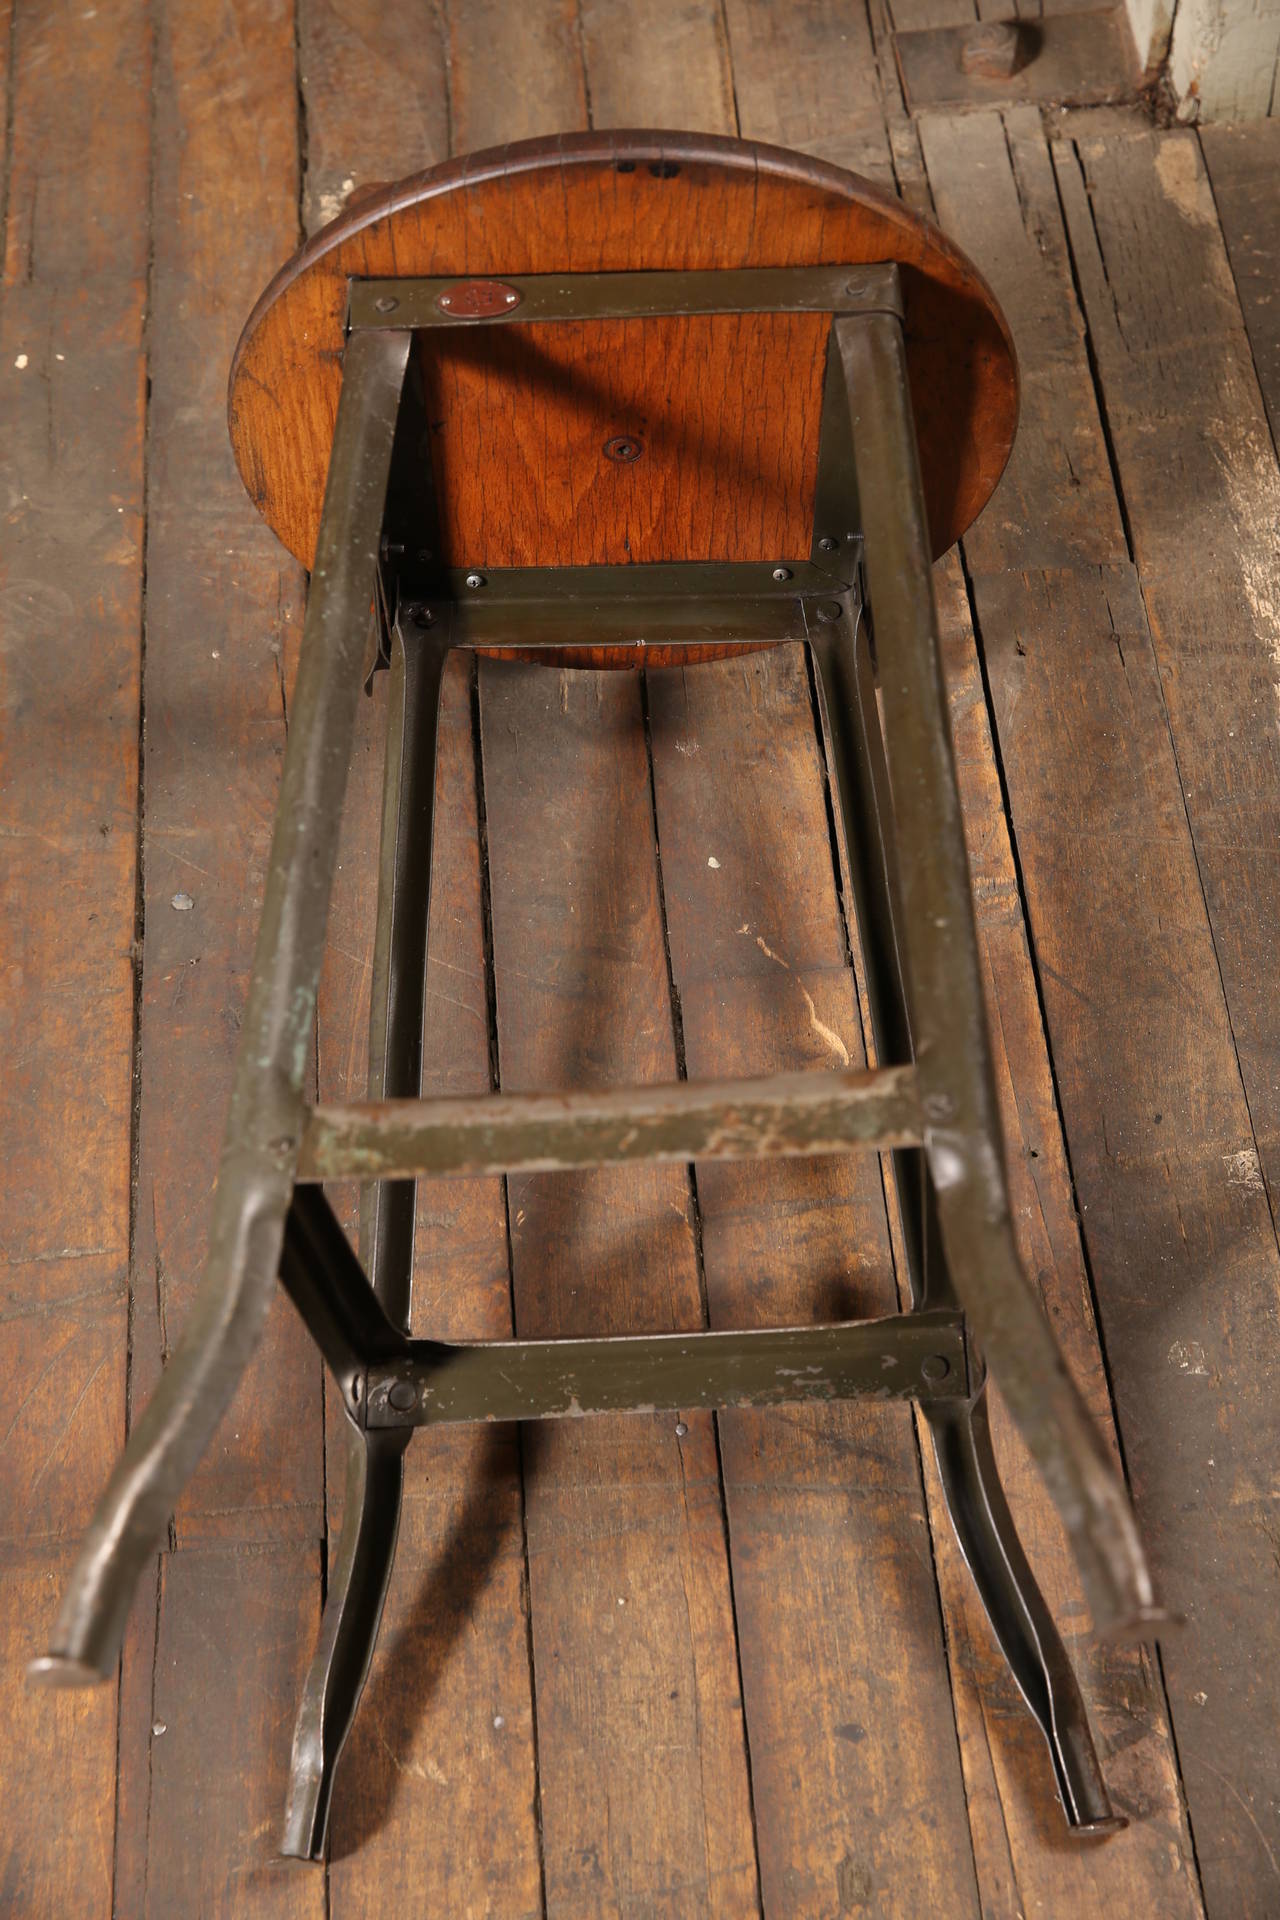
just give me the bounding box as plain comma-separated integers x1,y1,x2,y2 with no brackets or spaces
3,3,1279,1914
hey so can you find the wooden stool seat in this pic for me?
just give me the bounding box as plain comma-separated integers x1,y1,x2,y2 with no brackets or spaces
230,131,1016,668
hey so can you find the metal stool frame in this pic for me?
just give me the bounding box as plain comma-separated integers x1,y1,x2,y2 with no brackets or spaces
33,262,1159,1855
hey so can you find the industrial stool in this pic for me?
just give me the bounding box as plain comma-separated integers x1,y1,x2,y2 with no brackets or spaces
34,131,1162,1855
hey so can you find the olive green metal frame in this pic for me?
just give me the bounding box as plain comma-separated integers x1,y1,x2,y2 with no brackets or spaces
33,262,1160,1859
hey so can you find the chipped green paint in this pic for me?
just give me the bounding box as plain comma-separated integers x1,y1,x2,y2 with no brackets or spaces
363,1309,969,1430
296,1063,924,1182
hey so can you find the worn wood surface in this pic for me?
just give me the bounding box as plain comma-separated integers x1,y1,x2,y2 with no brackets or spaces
0,0,145,1912
848,97,1201,1914
115,2,325,1914
1201,121,1280,449
648,646,982,1917
1046,121,1280,1916
480,661,761,1916
295,28,546,1914
6,2,1277,1915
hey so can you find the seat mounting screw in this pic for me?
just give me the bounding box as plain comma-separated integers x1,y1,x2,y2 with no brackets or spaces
920,1354,951,1384
465,572,485,589
388,1380,419,1412
374,295,399,314
772,566,792,582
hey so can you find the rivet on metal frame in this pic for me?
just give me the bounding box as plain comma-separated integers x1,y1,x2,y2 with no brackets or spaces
435,279,524,318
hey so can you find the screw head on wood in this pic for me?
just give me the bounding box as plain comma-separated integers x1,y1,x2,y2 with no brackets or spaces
603,435,643,462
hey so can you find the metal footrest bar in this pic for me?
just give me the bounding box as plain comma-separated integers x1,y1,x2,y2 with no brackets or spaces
280,1185,968,1429
296,1062,924,1183
365,1312,970,1428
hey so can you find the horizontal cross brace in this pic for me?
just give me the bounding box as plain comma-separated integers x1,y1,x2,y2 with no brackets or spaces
363,1308,969,1429
401,583,841,653
348,263,904,332
296,1063,925,1182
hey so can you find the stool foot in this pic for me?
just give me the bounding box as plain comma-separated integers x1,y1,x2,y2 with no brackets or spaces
927,1382,1123,1832
283,1426,408,1860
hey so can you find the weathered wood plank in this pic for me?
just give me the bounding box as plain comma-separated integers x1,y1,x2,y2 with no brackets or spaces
909,107,1199,1910
317,658,542,1914
132,0,318,1544
1,0,148,1907
294,9,543,1906
1049,123,1280,1916
480,661,760,1917
297,0,448,234
578,0,735,129
935,559,1203,1919
648,645,983,1918
721,0,895,186
918,106,1128,571
448,0,586,149
145,1546,321,1918
0,0,143,1534
1199,121,1280,456
458,18,758,1909
889,0,976,32
980,559,1280,1919
0,1553,117,1911
119,2,324,1912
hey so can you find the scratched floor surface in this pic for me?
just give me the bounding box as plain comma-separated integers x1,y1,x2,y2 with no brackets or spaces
3,2,1280,1915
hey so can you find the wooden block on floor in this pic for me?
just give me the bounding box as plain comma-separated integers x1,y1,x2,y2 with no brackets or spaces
896,12,1141,115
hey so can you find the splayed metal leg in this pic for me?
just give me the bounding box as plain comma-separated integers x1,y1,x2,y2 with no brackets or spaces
30,326,412,1689
808,408,1135,1827
282,622,447,1858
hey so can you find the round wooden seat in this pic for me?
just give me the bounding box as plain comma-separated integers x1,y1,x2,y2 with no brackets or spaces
229,131,1016,667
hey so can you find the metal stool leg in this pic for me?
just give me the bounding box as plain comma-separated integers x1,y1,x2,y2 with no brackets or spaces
281,619,447,1857
820,308,1158,1648
928,1384,1123,1832
30,328,413,1688
810,555,1128,1828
